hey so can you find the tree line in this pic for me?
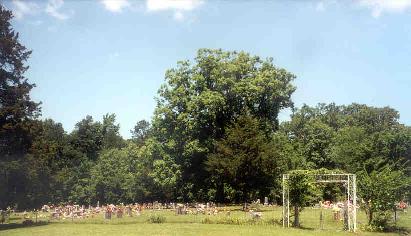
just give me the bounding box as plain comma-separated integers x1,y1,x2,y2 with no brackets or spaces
1,5,410,228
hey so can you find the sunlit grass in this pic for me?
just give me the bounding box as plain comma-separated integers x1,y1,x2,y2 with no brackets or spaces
1,205,409,236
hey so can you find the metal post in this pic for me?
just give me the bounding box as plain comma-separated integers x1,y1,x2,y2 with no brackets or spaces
347,174,351,231
282,175,285,228
352,174,357,232
282,174,290,228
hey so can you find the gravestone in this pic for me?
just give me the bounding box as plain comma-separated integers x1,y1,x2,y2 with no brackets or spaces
117,209,123,218
0,210,5,224
176,204,185,215
126,206,132,217
264,197,268,205
105,207,112,220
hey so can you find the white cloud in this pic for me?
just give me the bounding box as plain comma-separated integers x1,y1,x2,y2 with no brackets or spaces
11,0,40,20
108,52,120,60
316,1,326,12
146,0,203,12
46,0,70,20
173,11,184,21
29,20,43,26
146,0,203,21
101,0,131,13
98,0,203,21
357,0,411,18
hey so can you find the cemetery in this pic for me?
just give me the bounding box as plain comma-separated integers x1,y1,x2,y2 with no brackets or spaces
1,1,411,235
0,194,410,235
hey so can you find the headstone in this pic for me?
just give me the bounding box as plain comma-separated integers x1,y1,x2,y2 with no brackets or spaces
243,202,248,211
117,209,123,218
264,197,269,205
176,204,185,215
105,207,112,220
1,210,5,224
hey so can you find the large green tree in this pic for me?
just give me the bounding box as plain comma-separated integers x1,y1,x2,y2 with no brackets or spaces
206,114,291,203
101,113,125,149
0,6,41,209
152,48,296,201
69,115,103,160
131,119,151,145
358,164,410,228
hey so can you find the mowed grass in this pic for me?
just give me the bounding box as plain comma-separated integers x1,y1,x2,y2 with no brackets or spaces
1,206,410,236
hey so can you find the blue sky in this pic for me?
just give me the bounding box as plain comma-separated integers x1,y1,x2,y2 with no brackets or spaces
4,0,411,138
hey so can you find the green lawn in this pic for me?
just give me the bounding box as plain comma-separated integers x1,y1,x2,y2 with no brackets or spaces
1,206,410,236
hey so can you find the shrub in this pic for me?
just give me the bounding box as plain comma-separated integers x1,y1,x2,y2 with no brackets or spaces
202,217,213,224
370,211,391,231
202,216,265,225
22,220,34,226
148,215,166,224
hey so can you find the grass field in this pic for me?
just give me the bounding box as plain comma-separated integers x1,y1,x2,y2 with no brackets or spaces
1,206,410,236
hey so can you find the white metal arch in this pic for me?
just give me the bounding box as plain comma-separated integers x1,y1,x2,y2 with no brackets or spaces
282,173,357,232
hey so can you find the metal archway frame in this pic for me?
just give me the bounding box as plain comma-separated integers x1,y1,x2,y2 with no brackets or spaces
282,173,357,232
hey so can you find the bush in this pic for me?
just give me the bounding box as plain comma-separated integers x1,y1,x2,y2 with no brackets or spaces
202,217,213,224
22,220,34,226
201,217,264,225
249,202,262,211
370,212,391,231
148,215,166,224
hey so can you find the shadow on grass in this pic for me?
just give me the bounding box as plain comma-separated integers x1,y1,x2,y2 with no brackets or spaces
385,226,411,235
0,221,49,231
294,225,316,231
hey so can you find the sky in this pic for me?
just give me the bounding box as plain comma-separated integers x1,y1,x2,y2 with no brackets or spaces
3,0,411,138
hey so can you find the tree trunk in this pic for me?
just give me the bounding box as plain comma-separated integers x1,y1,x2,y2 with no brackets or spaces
216,182,224,203
394,208,397,225
368,210,373,225
293,206,300,227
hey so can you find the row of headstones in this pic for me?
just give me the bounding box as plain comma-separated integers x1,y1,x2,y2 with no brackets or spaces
104,207,139,219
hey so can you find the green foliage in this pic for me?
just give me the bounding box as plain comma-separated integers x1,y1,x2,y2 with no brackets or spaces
152,48,296,201
101,113,125,149
286,169,343,227
201,217,260,225
206,114,287,202
358,164,410,228
131,120,151,145
148,215,166,223
0,10,410,232
0,5,41,209
286,170,318,208
70,116,103,160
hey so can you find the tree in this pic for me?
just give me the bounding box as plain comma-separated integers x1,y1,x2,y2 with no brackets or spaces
101,113,125,149
206,114,287,203
330,126,372,173
0,5,41,209
286,170,321,227
152,48,296,200
70,115,102,160
131,119,150,145
358,164,410,229
282,105,337,169
25,119,66,207
300,120,335,169
90,148,132,204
